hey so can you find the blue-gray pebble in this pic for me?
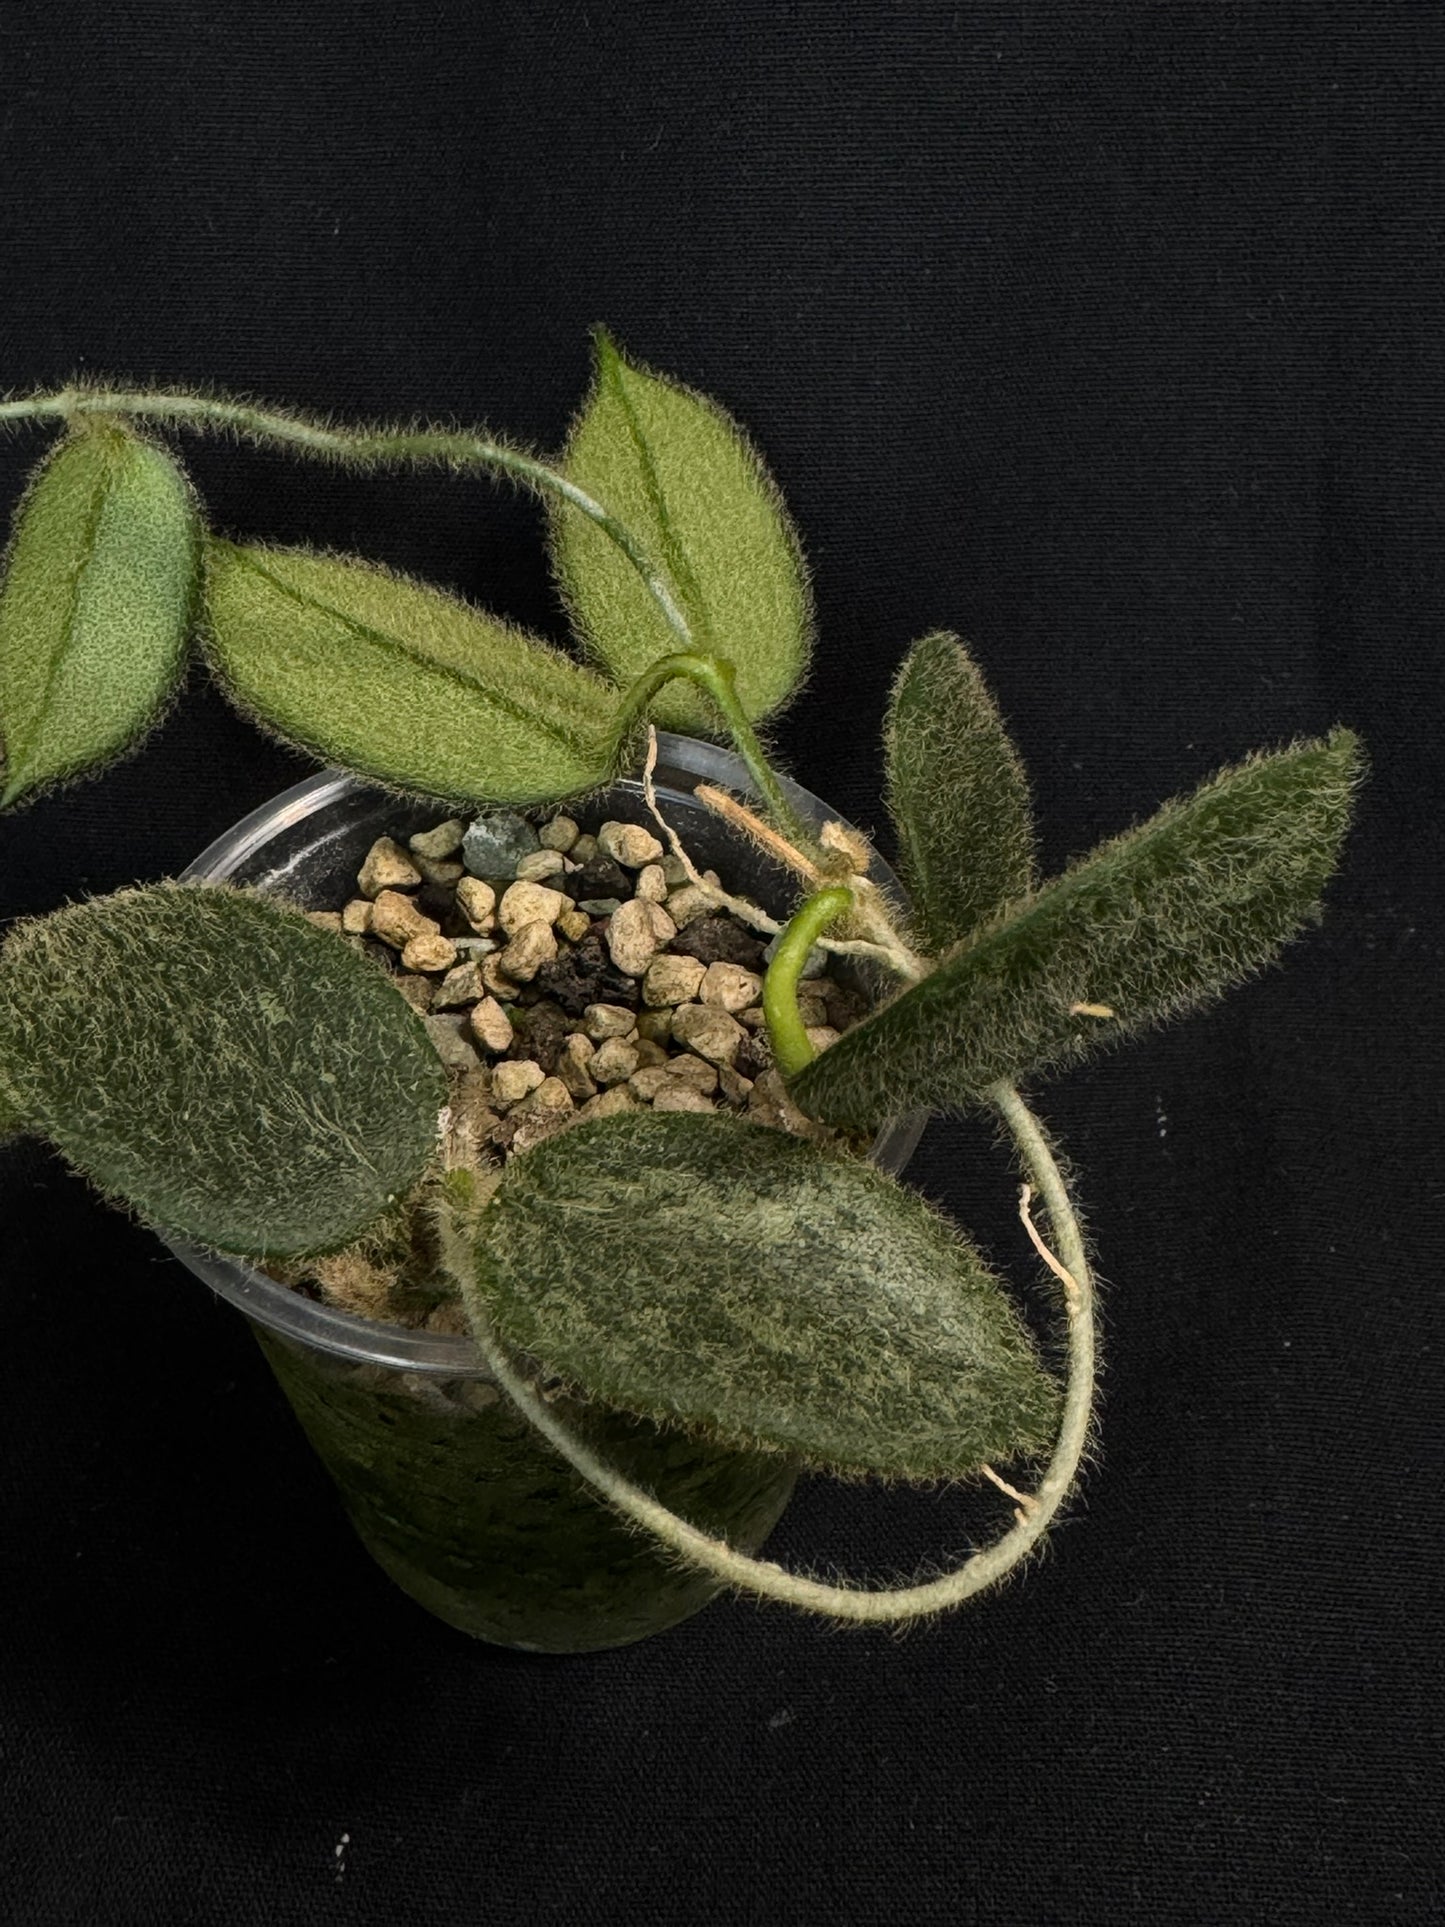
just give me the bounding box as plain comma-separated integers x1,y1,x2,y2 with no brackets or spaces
462,812,540,880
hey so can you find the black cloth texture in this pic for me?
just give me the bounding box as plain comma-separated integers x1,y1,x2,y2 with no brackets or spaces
1,5,1440,1923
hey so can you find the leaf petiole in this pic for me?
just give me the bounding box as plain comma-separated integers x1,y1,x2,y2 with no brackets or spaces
763,884,855,1076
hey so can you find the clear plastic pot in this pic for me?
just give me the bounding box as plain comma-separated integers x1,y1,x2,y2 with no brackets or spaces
165,735,924,1653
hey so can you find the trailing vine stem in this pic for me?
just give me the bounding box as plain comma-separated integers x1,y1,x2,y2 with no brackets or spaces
0,384,695,675
441,1079,1096,1627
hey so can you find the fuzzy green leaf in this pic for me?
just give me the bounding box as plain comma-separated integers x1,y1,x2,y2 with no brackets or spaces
795,730,1362,1127
203,540,619,805
0,1066,25,1140
885,632,1035,953
469,1110,1059,1482
550,331,812,733
0,882,447,1256
0,422,197,808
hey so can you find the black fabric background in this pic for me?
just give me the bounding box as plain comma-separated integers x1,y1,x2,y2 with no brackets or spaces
1,5,1441,1922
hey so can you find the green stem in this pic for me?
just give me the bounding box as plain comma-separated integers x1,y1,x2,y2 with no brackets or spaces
763,885,855,1074
0,385,694,661
612,651,813,849
441,1083,1096,1627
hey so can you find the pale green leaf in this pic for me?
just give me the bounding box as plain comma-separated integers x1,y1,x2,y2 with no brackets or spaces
203,540,619,805
0,882,447,1256
885,632,1035,953
550,331,811,733
0,422,197,807
469,1110,1060,1482
795,731,1362,1127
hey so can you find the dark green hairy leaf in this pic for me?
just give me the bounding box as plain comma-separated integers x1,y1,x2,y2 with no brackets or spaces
796,730,1362,1127
0,883,447,1256
885,632,1035,953
0,421,198,808
550,331,812,734
0,1066,24,1140
203,540,619,805
469,1110,1059,1482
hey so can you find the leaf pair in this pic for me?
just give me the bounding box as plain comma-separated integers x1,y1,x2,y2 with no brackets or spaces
0,341,812,811
457,1109,1060,1484
207,334,812,788
795,631,1361,1127
0,884,1060,1479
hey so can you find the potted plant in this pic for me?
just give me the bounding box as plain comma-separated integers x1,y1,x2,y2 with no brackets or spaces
0,334,1360,1650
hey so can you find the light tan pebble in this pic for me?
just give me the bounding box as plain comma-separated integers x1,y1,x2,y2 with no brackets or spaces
402,932,459,975
424,1013,483,1072
455,876,497,932
520,1075,575,1117
652,1087,716,1114
627,1065,671,1102
633,1008,675,1046
556,1034,598,1101
498,919,557,983
632,1037,669,1069
358,836,422,898
412,854,464,887
590,1037,640,1085
642,954,707,1008
597,820,663,869
341,898,373,935
431,960,487,1010
737,1005,769,1030
633,863,668,904
370,889,439,949
805,1025,842,1054
305,910,344,933
578,1086,637,1121
717,1063,754,1106
556,908,591,943
515,848,566,883
480,954,522,1001
671,1003,746,1067
393,975,433,1015
408,818,467,861
498,880,568,936
508,1108,572,1155
469,996,515,1054
583,1002,636,1041
538,815,580,853
747,1067,827,1140
700,961,763,1013
606,897,670,976
665,1054,718,1095
663,884,714,927
661,853,689,888
492,1058,546,1107
569,832,598,865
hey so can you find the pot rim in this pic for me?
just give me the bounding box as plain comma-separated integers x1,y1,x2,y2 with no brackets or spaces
162,733,926,1376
